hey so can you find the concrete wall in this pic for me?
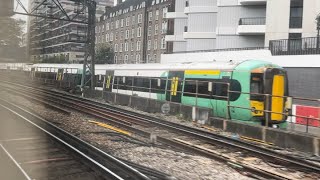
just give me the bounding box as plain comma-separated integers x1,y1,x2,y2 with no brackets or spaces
265,0,291,46
210,117,320,155
302,0,320,37
161,49,272,63
265,0,320,46
285,67,320,101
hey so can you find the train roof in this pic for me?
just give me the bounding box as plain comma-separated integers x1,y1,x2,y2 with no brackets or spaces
33,61,242,71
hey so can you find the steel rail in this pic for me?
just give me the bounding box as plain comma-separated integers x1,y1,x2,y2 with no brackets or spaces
22,84,320,173
1,81,319,178
0,84,291,180
0,98,152,180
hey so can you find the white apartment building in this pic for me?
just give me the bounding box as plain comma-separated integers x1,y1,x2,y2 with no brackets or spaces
166,0,320,52
27,0,114,63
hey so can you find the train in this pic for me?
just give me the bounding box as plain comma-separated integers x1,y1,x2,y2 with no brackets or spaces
2,60,291,128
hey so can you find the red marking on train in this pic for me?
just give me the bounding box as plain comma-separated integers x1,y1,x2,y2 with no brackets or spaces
295,105,320,127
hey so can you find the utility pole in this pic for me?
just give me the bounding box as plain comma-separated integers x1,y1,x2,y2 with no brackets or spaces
316,13,320,51
81,0,97,94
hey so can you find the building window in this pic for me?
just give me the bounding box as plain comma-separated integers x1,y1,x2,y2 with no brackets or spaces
162,7,168,18
131,42,134,51
95,26,98,33
147,54,151,62
125,30,130,39
120,30,124,40
138,14,142,23
132,15,135,24
131,29,135,38
137,27,142,37
126,17,130,26
110,33,114,41
111,22,114,29
148,40,151,50
155,24,158,35
161,37,166,49
154,39,158,50
106,23,109,30
120,43,123,52
114,55,117,63
114,44,118,52
155,10,159,20
106,33,109,42
102,25,104,32
116,20,119,28
136,54,141,63
121,19,124,27
115,32,118,40
125,42,129,51
148,26,152,36
289,0,303,28
136,41,141,51
149,12,153,21
154,54,157,61
162,21,168,34
124,55,128,63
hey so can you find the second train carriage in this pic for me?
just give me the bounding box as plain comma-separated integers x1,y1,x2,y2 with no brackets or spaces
9,60,290,127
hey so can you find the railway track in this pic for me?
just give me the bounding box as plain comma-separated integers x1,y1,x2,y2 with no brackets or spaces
0,94,172,180
1,81,320,179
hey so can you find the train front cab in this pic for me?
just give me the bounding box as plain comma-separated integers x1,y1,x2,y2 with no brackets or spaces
250,67,290,127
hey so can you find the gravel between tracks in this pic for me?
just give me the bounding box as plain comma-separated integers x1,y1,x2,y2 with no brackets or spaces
2,92,252,180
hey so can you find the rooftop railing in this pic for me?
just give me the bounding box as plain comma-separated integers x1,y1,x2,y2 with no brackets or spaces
270,36,320,55
239,17,266,25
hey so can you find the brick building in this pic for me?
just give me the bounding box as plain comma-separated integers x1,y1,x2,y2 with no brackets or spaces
96,0,174,64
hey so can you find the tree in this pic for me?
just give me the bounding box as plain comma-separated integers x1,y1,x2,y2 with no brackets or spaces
95,43,114,64
0,17,26,62
0,17,25,47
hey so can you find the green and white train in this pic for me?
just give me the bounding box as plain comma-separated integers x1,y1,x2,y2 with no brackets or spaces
6,60,290,127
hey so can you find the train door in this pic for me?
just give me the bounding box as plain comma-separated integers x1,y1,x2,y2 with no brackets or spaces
216,74,231,118
56,68,64,81
166,71,184,103
104,70,114,92
264,68,288,124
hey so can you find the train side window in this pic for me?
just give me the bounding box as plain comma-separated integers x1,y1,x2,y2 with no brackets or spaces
215,84,228,98
183,79,210,98
183,80,196,97
151,78,166,94
250,73,264,100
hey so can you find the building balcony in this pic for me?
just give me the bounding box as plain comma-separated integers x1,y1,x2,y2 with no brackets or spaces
183,32,216,39
165,35,186,42
165,12,187,19
239,0,267,5
237,17,266,35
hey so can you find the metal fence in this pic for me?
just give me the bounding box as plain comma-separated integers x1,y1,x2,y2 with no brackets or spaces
238,17,266,25
270,37,320,55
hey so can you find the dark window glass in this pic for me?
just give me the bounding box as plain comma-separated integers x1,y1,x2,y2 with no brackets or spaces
250,73,264,101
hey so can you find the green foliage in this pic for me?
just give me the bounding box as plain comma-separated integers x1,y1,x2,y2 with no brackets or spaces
42,55,68,64
0,17,25,47
316,13,320,31
95,43,114,64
